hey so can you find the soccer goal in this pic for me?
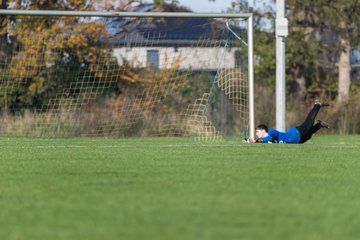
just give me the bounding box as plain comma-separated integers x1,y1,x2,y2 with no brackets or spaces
0,10,254,140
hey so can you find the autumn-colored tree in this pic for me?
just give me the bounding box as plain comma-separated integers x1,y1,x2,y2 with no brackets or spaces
0,0,112,112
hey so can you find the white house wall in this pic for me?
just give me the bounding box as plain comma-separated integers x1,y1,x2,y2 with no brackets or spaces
113,47,240,70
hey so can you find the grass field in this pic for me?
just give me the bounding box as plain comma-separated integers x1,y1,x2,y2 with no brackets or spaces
1,135,360,240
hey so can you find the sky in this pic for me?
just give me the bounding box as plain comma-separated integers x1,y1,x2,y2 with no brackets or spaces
176,0,234,12
141,0,235,12
141,0,261,13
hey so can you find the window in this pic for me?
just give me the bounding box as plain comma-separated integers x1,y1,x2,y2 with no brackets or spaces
147,50,159,70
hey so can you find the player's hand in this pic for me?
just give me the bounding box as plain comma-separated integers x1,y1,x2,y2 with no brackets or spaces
244,138,262,143
243,138,257,143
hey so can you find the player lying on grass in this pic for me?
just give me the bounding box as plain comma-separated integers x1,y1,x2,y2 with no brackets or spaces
248,101,330,144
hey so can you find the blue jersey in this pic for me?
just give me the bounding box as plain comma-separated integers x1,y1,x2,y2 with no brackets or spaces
260,128,301,144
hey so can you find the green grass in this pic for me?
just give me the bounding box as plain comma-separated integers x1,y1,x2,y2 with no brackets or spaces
1,135,360,240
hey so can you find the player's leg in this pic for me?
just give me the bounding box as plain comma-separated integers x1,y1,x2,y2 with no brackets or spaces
296,102,328,141
299,120,329,143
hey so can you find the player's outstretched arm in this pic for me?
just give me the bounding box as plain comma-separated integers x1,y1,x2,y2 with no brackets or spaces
243,138,263,143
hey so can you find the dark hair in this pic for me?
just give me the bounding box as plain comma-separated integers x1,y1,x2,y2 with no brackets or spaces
256,124,268,132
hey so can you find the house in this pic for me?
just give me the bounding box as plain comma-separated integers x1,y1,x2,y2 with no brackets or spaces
105,4,244,72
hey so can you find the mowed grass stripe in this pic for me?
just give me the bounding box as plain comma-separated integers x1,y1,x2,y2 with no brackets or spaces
0,135,359,240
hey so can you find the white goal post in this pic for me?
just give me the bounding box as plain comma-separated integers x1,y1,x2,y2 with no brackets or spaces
0,9,254,139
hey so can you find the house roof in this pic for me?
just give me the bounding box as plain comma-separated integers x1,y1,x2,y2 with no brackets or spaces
104,4,240,48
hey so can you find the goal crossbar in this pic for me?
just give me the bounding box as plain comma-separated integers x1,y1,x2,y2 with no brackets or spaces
0,9,252,19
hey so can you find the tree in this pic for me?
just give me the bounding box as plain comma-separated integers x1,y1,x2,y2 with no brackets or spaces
226,0,276,86
326,1,360,103
285,0,325,100
218,0,360,103
1,0,195,114
0,0,110,112
287,0,360,103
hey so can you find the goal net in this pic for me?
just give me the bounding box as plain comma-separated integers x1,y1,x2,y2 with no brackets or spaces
0,11,254,140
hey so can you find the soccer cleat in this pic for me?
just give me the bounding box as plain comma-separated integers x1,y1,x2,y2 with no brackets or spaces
314,100,330,107
317,120,330,129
